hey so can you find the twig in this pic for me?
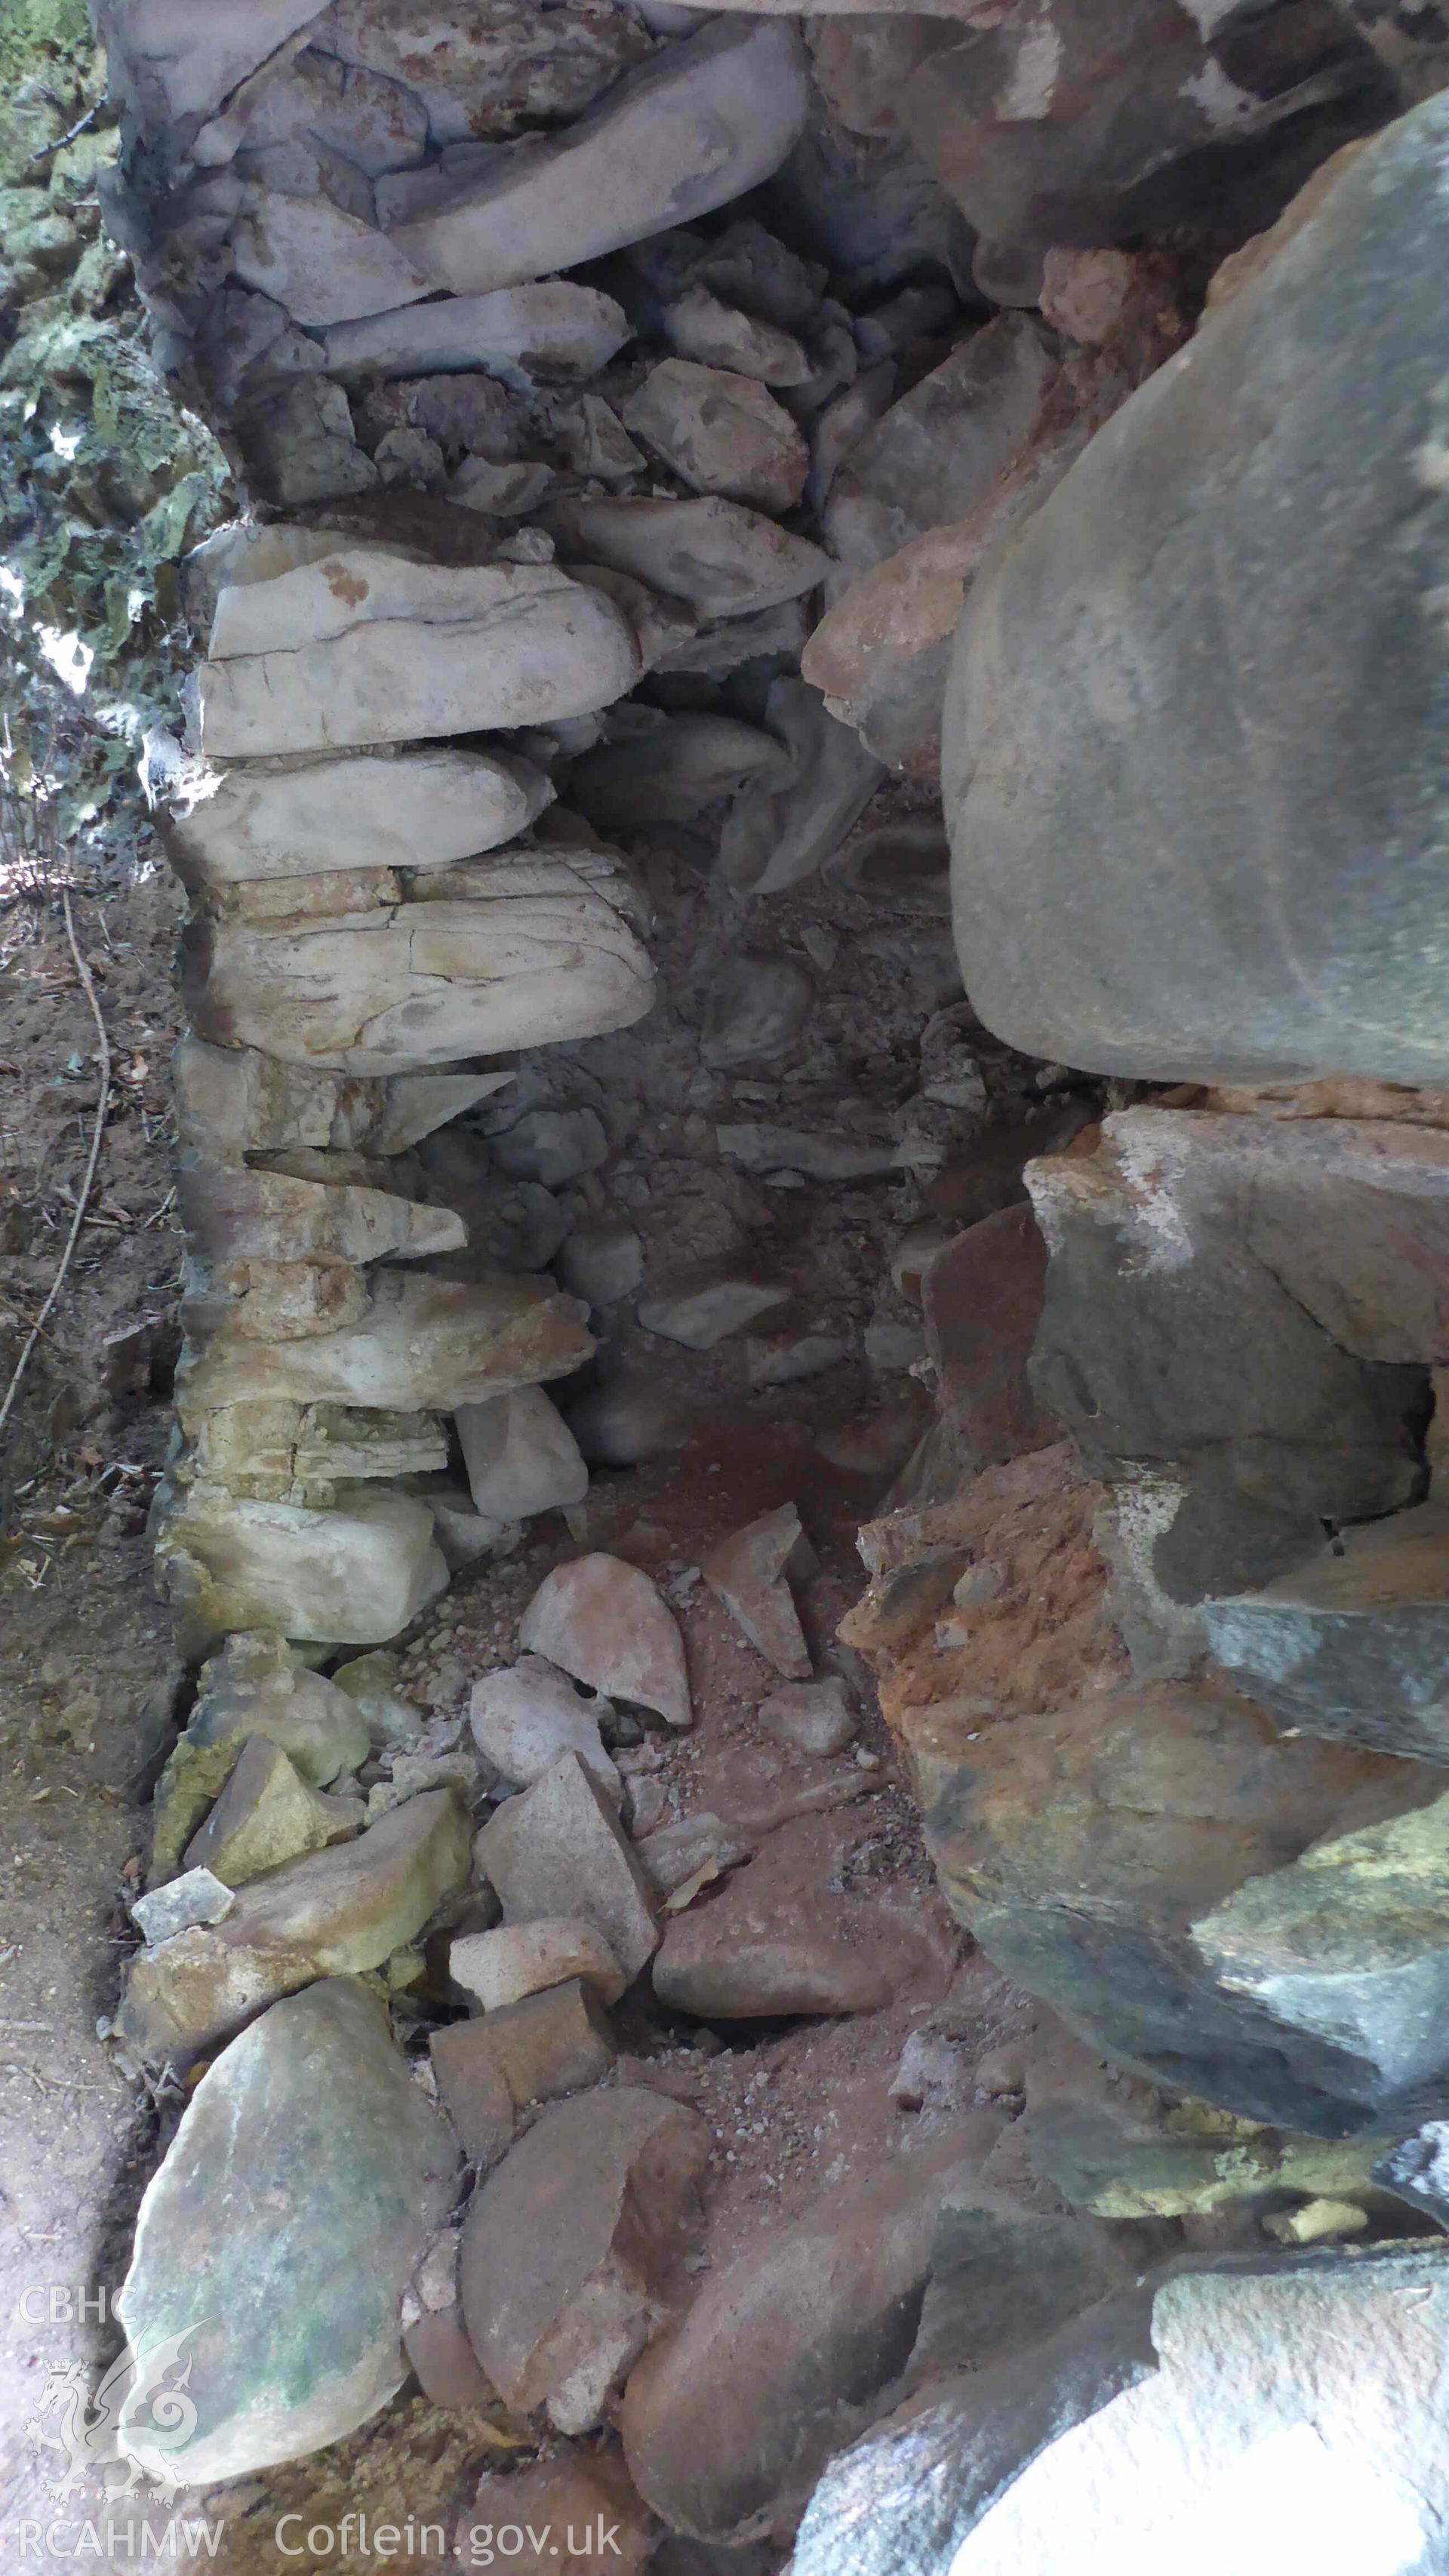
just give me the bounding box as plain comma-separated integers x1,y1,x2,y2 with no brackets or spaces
0,889,110,1444
28,100,98,162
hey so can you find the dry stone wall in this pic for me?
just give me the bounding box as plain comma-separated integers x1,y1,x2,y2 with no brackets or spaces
85,0,1449,2559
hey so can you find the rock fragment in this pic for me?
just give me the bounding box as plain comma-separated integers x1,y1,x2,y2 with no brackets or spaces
182,1735,362,1885
460,2089,709,2432
117,1790,471,2068
449,1919,627,2014
702,1503,814,1677
519,1554,691,1731
468,1657,621,1803
383,20,810,297
474,1753,660,1980
457,1389,589,1525
623,360,808,512
757,1678,857,1757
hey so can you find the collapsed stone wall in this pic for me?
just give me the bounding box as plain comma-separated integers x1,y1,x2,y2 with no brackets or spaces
82,2,1449,2566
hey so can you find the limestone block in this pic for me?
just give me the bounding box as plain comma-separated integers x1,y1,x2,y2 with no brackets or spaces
177,1153,463,1270
546,495,831,618
198,556,640,758
318,0,654,146
165,744,552,884
184,851,655,1073
177,1270,592,1419
155,1480,449,1653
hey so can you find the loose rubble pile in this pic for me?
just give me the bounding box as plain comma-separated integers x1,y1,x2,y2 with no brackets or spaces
70,1,1449,2567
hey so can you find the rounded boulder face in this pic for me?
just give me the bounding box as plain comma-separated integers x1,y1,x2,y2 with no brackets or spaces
943,94,1449,1091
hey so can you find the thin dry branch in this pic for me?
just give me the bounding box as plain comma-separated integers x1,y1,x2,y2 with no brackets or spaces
0,888,111,1444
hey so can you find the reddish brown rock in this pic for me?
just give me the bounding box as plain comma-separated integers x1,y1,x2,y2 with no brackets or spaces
403,2305,495,2413
651,1809,930,2019
460,2089,710,2432
430,2021,517,2168
437,1980,615,2131
460,2450,656,2575
701,1503,814,1679
921,1205,1060,1473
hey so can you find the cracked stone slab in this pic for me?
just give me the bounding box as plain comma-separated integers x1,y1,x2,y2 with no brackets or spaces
184,848,655,1073
197,556,641,758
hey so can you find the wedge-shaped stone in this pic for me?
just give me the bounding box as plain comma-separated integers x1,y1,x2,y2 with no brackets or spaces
474,1753,659,1981
457,1388,588,1523
230,177,435,328
460,2089,709,2432
184,851,654,1073
198,558,639,759
115,1791,471,2068
321,284,632,385
1207,1502,1449,1765
702,1503,814,1678
519,1553,691,1730
718,674,882,895
172,1036,512,1162
469,1656,620,1803
155,1480,448,1654
548,496,830,620
115,1980,458,2485
165,745,552,885
383,19,809,297
182,1737,362,1888
149,1633,371,1885
178,1271,590,1419
177,1153,462,1270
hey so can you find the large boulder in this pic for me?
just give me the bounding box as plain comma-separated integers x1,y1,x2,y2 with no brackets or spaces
155,1480,450,1655
795,2243,1449,2576
902,0,1387,283
115,1980,458,2485
620,2144,1126,2544
921,1675,1447,2131
946,2244,1449,2574
1026,1112,1431,1601
944,98,1449,1085
1205,1501,1449,1765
